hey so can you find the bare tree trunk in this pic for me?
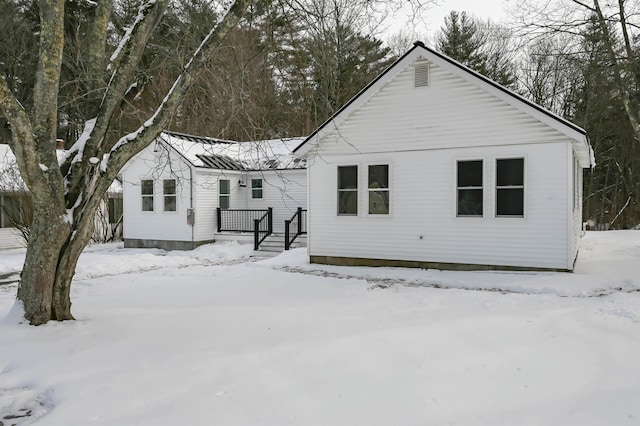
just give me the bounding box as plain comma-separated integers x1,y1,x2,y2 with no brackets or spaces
0,0,253,325
17,206,71,323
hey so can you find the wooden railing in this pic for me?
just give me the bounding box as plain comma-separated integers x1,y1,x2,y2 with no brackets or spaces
284,208,307,250
254,208,273,250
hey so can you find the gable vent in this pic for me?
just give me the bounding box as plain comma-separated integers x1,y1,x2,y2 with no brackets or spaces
414,63,430,87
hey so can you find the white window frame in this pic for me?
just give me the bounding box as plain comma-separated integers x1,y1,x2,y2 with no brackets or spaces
495,157,525,218
141,179,154,212
337,165,358,216
456,159,484,217
367,164,390,216
163,179,177,212
251,178,263,199
219,179,230,209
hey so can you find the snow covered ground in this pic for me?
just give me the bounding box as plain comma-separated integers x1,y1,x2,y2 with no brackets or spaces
0,231,639,425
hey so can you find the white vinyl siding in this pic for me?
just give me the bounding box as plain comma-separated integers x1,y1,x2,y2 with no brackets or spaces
123,141,307,246
192,171,218,241
308,142,571,270
122,145,192,244
314,60,574,158
244,169,307,233
195,170,245,241
302,51,589,270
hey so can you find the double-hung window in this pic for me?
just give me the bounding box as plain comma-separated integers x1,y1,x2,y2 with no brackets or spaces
219,179,230,209
457,160,483,216
338,166,358,215
496,158,524,217
141,180,154,212
163,179,176,212
251,178,263,199
368,165,389,214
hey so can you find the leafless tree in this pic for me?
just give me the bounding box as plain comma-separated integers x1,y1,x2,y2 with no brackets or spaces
0,0,252,325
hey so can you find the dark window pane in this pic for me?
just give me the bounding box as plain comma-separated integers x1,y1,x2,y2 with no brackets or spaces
251,179,263,198
142,196,153,211
163,179,176,194
457,160,483,187
369,190,389,214
219,180,230,195
338,191,357,215
368,165,388,189
164,196,176,212
141,180,153,195
219,195,229,209
497,158,524,186
497,188,524,216
457,188,483,216
338,166,358,190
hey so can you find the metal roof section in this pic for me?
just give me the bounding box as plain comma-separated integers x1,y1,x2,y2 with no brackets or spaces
195,154,246,171
294,41,593,168
160,131,307,171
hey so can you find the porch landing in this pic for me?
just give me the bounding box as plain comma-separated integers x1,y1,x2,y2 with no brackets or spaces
215,232,307,254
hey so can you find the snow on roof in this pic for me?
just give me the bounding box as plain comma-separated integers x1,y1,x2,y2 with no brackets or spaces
160,131,307,171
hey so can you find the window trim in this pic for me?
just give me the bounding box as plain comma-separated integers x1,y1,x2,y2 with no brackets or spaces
251,178,263,199
163,179,177,213
337,165,358,216
219,178,230,210
141,179,154,212
367,164,390,216
495,157,525,218
456,159,484,218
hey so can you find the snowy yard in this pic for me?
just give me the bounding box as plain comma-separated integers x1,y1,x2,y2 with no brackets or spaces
1,231,639,425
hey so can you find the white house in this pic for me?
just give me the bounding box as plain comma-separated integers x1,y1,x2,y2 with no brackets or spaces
294,42,594,272
122,131,307,250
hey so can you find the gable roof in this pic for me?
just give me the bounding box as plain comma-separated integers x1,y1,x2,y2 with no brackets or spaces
160,131,306,171
294,41,594,168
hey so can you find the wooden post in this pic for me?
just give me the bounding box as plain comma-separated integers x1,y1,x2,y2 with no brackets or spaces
216,207,221,232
